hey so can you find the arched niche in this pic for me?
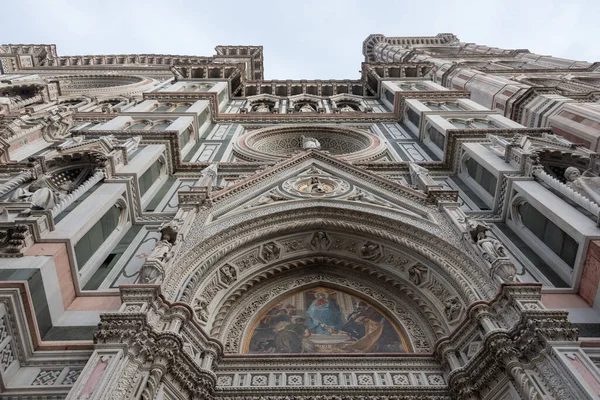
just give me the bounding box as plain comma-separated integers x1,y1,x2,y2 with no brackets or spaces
208,264,441,354
242,284,411,354
170,204,492,303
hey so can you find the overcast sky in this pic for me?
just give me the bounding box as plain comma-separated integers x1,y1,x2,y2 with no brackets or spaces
2,0,598,80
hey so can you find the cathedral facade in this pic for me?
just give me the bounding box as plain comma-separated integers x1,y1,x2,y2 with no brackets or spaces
0,33,599,399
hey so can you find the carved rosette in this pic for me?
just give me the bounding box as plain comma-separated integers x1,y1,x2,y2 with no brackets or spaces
282,174,350,198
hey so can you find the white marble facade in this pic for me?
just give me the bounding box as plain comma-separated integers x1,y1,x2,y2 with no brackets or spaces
0,36,599,399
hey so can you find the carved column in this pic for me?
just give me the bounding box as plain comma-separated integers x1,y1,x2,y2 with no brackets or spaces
439,284,585,400
67,286,221,400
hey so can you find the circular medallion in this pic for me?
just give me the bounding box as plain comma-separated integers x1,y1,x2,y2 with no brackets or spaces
282,174,350,198
233,125,386,162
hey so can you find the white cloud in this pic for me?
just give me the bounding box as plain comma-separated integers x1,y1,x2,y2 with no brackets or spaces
1,0,598,78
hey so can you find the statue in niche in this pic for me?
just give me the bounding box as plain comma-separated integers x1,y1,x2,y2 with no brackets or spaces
476,229,507,264
261,242,281,261
408,264,428,285
298,103,315,113
444,297,462,321
253,103,271,113
468,222,507,264
311,231,330,250
302,135,321,150
193,297,209,322
339,104,356,112
360,241,381,260
148,226,177,263
564,167,600,204
220,264,237,285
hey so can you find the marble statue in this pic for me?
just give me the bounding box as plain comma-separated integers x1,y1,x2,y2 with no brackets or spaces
564,167,600,204
360,241,381,260
299,104,315,113
193,297,209,322
476,229,507,264
311,231,330,250
220,264,237,285
444,297,461,320
408,264,428,285
261,242,280,261
340,105,356,112
148,226,177,263
302,135,321,150
253,103,270,113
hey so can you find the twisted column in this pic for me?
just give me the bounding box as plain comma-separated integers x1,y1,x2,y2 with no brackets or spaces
50,169,104,217
0,170,34,197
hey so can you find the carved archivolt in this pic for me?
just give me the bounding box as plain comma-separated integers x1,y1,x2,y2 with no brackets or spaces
168,206,494,306
212,268,438,354
195,231,465,337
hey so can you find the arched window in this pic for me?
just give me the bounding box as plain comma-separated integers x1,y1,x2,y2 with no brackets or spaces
406,108,421,128
426,103,443,111
74,204,121,270
172,105,189,113
424,102,465,112
518,202,578,267
180,127,192,149
465,157,497,196
152,105,171,112
398,83,429,91
449,120,470,129
139,159,163,196
152,103,191,113
427,125,445,150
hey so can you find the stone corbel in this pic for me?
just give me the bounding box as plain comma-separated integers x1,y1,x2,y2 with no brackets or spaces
139,260,165,284
408,162,443,192
0,224,33,257
523,152,541,176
